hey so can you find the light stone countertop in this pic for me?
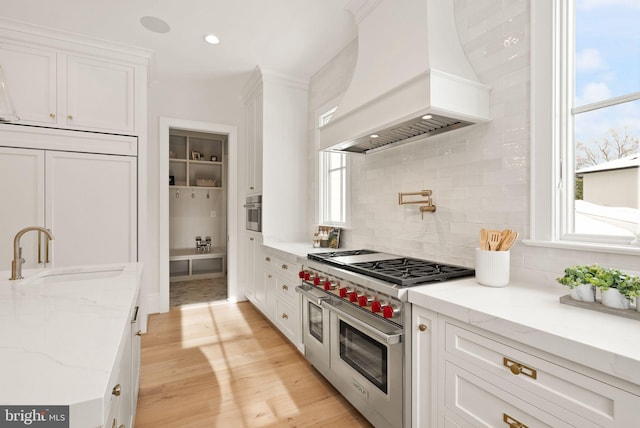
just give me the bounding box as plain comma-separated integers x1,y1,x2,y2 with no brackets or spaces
0,263,143,427
262,241,339,262
408,278,640,388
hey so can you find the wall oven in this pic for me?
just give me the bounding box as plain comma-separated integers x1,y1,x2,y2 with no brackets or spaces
243,195,261,232
296,250,474,428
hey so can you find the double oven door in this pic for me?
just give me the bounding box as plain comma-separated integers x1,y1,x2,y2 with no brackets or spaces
298,284,404,428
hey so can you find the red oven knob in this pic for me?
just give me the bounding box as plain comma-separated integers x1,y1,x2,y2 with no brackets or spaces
339,287,349,298
371,301,382,313
313,276,321,286
349,291,358,302
298,270,305,279
323,280,332,290
382,305,398,319
358,295,371,307
304,272,311,281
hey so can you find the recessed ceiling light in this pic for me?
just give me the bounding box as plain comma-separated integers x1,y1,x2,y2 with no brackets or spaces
370,134,379,138
204,34,220,45
422,114,433,120
140,16,171,34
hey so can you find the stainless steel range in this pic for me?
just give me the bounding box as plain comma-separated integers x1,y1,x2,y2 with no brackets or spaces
296,249,474,428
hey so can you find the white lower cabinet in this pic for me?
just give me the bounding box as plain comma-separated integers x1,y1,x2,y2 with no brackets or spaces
260,248,302,351
244,232,264,311
412,306,438,428
412,305,640,427
104,296,141,428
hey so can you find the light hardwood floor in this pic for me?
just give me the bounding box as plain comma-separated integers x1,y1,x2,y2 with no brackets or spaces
135,301,373,428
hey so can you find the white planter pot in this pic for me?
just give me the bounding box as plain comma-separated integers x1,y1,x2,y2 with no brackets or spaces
569,284,595,302
601,288,630,309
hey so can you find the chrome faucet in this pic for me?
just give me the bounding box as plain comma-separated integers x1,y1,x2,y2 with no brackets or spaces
10,226,54,280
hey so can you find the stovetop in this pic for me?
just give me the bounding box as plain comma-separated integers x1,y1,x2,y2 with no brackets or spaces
308,249,474,286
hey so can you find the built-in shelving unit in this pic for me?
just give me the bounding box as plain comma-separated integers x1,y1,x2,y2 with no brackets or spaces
168,130,227,282
169,132,224,188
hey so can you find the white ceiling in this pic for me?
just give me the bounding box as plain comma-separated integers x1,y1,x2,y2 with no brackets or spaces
0,0,357,82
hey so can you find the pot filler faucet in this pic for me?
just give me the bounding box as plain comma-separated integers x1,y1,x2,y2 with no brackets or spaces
10,226,54,280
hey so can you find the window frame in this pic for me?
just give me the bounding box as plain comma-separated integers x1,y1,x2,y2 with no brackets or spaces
317,104,350,227
529,0,640,254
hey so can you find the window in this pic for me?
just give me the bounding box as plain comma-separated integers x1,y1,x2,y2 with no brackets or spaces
318,106,349,226
531,0,640,252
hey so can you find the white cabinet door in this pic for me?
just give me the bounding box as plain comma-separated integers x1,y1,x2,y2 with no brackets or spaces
412,305,438,428
245,86,263,194
244,232,264,306
46,151,137,267
0,41,57,125
65,55,135,133
0,147,45,271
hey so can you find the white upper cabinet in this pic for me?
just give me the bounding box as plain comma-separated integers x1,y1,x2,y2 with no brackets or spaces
0,41,57,124
64,55,135,133
0,22,148,136
244,82,263,195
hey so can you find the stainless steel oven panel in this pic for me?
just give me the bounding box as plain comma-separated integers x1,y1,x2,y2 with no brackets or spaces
329,310,404,428
244,195,262,232
297,285,331,379
321,299,402,345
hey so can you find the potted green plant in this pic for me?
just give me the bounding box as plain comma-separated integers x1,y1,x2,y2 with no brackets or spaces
556,265,598,302
558,265,640,309
591,268,640,309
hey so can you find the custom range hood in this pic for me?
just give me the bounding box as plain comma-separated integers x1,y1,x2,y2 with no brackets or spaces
320,0,490,154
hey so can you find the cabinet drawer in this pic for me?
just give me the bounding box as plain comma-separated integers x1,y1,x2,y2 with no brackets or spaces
443,361,595,428
443,321,638,426
275,258,298,282
276,275,298,305
274,297,297,343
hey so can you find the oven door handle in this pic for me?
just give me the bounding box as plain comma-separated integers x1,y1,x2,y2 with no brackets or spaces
322,300,402,345
295,285,329,306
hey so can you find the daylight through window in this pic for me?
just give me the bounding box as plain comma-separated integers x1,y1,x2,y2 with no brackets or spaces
567,0,640,243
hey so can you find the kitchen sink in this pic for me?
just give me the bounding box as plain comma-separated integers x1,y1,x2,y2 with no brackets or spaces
23,266,125,285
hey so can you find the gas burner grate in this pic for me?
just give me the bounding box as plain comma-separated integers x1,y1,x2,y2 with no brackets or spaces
350,258,474,286
308,249,376,261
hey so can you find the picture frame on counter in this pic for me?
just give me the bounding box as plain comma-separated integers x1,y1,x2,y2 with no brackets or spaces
318,226,341,248
191,151,201,160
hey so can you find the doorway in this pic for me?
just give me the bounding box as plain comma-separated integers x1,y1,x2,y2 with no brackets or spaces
168,129,227,306
158,118,239,313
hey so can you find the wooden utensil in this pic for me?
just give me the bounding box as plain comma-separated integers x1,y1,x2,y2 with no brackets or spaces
480,228,489,250
488,230,502,251
499,231,519,251
497,229,511,250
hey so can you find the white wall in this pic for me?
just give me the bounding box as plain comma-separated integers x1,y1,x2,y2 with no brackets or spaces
307,0,640,290
144,75,247,312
